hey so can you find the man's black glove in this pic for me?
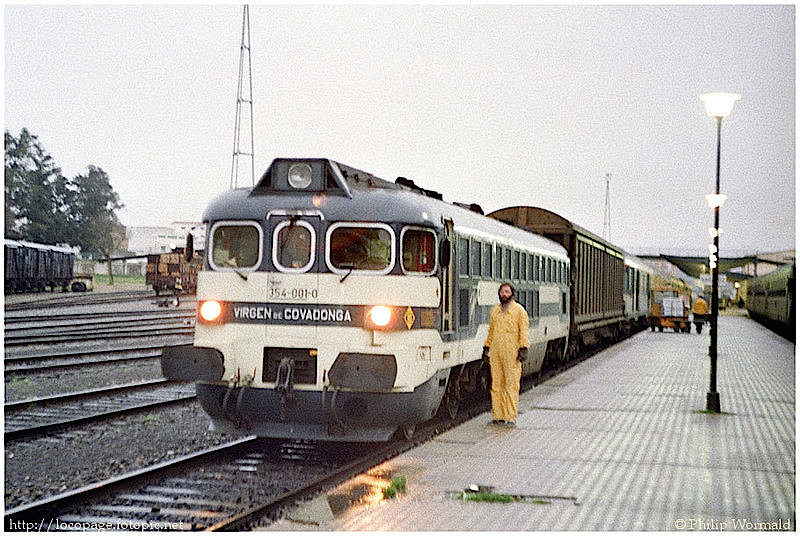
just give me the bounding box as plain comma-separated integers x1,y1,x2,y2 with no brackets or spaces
517,347,528,363
481,346,490,362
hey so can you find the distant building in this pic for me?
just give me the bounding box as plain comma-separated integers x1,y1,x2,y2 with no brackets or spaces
109,222,205,277
126,222,206,255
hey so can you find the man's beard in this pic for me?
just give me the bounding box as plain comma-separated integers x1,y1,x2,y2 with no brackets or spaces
499,295,512,304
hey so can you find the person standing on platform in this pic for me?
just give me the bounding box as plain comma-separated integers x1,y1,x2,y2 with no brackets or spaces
692,295,709,333
482,282,530,426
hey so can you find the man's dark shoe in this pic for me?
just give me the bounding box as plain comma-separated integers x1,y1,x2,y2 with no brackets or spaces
490,419,505,425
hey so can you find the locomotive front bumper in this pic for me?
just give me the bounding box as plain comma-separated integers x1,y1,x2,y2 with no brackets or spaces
195,372,445,442
161,344,224,382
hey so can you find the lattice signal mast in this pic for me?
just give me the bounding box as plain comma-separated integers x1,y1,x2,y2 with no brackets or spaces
230,5,254,189
603,172,611,241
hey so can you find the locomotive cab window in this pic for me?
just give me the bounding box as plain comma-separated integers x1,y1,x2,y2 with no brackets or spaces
273,220,315,273
327,223,394,275
401,227,436,275
209,222,262,270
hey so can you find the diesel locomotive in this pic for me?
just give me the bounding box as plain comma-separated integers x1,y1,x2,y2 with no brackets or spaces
163,158,661,441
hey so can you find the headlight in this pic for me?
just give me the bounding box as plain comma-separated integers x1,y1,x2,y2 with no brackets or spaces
199,300,223,322
369,305,392,327
287,163,312,189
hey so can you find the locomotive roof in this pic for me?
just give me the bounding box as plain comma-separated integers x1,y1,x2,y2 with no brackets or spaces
202,158,567,259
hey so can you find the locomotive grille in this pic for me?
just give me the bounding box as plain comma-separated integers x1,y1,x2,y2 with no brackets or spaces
262,347,317,385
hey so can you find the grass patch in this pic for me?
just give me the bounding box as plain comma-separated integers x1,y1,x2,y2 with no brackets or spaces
462,491,515,503
94,273,146,286
142,414,158,423
447,489,558,505
383,475,407,499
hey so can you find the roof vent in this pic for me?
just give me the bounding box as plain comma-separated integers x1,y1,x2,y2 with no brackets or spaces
395,177,443,200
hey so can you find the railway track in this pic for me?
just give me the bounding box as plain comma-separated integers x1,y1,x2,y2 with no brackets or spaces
5,301,196,347
4,379,196,440
4,344,176,375
4,290,160,311
4,309,194,326
4,324,194,347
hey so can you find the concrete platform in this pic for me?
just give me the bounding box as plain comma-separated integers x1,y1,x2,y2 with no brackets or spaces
268,315,795,531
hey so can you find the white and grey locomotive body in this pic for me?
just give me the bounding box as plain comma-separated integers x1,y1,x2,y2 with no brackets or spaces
163,158,570,441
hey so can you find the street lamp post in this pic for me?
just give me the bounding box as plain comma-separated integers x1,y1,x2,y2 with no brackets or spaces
700,92,740,413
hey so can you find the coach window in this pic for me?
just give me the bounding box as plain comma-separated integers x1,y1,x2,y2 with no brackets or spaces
401,227,436,275
471,240,482,276
273,220,315,273
482,243,492,277
327,223,394,275
210,222,262,270
458,238,470,276
521,252,528,281
517,289,527,310
495,246,503,280
504,248,512,280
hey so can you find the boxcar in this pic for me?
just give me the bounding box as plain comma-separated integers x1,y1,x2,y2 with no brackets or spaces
4,239,75,293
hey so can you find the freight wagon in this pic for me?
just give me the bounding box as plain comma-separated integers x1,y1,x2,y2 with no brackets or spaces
146,249,203,295
4,239,92,293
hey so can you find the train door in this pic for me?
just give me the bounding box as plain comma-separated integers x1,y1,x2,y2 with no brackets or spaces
441,218,455,337
268,213,322,385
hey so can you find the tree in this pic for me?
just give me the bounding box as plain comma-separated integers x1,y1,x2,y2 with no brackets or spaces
4,129,70,243
5,130,126,284
69,165,125,284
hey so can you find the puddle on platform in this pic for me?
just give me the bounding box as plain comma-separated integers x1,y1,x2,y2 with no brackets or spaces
289,461,423,525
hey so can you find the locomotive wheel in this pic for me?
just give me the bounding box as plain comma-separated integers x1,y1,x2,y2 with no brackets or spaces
439,375,461,420
400,423,415,440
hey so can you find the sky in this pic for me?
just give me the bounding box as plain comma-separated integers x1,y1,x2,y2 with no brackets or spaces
4,4,795,256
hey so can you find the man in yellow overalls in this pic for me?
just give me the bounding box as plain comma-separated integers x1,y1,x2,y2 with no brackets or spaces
482,282,530,426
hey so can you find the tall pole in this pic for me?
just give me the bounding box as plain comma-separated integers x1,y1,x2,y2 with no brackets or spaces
707,116,722,413
231,5,254,189
700,91,738,413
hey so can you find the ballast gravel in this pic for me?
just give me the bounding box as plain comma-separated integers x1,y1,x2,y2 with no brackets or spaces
4,402,247,509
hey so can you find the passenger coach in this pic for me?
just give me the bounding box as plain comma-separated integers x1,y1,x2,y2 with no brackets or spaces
163,158,570,441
